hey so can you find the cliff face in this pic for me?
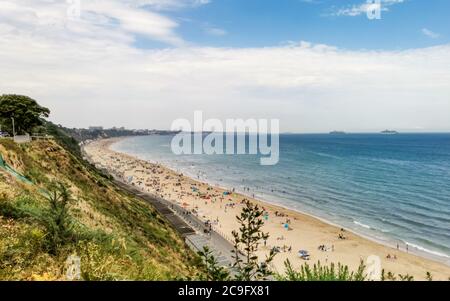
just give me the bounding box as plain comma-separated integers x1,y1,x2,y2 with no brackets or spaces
0,138,200,280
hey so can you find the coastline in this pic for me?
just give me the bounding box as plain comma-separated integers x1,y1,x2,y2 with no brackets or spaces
83,136,450,280
210,182,450,265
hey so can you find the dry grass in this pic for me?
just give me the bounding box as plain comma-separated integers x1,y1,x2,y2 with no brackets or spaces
0,139,202,280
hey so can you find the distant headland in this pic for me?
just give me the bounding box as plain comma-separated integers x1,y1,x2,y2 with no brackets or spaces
329,131,346,135
380,130,399,135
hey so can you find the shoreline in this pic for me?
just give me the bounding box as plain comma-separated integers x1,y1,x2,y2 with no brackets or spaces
218,184,450,263
84,136,450,280
109,137,450,265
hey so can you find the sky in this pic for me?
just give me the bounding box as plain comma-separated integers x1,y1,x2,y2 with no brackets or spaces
0,0,449,133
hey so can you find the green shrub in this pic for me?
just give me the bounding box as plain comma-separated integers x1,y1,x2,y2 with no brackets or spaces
276,259,367,281
197,246,230,281
40,182,77,254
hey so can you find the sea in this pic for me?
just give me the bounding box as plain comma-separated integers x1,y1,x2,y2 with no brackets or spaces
111,133,450,264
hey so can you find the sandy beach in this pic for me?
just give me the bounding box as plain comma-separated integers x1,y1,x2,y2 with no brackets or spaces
83,137,450,280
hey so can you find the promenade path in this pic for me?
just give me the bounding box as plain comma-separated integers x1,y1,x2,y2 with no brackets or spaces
112,177,237,268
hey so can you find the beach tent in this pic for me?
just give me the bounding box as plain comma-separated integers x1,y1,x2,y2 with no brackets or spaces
298,250,310,260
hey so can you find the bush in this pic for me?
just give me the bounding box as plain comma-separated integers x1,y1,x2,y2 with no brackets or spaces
197,246,230,281
276,260,367,281
40,182,77,254
231,201,276,281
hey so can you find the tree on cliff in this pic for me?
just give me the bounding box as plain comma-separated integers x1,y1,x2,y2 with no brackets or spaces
0,94,50,135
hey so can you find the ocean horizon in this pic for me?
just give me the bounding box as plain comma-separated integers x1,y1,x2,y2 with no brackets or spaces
111,133,450,264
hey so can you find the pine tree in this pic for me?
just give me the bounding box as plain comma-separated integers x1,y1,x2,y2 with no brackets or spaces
231,201,276,281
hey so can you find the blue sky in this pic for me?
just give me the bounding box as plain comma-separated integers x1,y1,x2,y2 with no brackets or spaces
155,0,450,49
1,0,449,132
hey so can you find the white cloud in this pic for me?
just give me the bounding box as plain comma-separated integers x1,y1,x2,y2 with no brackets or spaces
332,0,404,17
87,1,184,45
204,27,227,36
125,0,211,11
422,28,440,39
0,0,191,46
0,0,449,133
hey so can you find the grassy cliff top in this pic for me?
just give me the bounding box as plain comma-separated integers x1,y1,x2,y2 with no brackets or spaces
0,138,201,280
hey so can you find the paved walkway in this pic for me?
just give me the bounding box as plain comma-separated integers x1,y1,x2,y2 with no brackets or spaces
111,178,237,268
